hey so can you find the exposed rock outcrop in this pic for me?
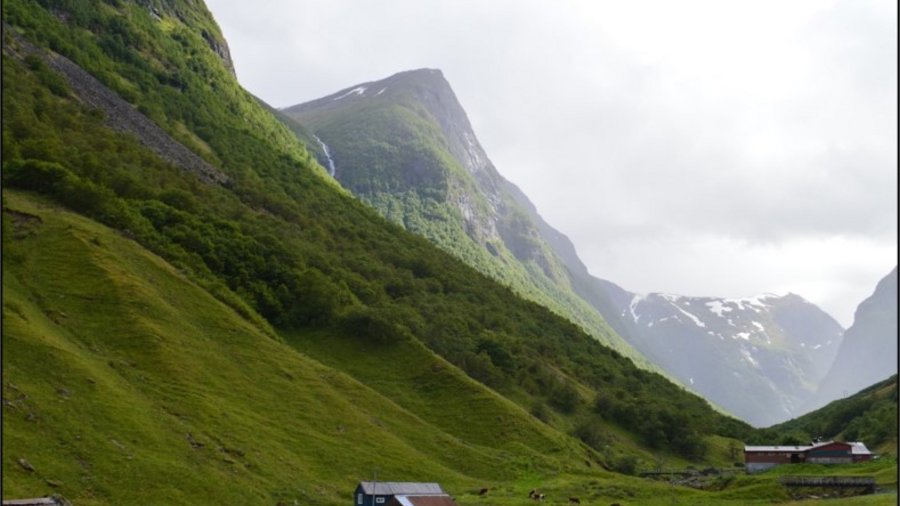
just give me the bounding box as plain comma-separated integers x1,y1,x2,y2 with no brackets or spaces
7,27,228,185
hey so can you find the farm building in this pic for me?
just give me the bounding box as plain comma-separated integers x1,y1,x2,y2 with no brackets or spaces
354,482,456,506
744,441,873,473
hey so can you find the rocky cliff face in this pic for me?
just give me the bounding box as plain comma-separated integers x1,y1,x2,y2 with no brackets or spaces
814,267,898,409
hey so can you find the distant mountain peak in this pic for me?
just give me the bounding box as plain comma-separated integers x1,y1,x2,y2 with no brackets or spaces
286,68,451,108
284,67,503,234
607,288,843,425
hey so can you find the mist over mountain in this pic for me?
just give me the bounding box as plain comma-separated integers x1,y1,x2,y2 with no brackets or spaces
283,69,852,427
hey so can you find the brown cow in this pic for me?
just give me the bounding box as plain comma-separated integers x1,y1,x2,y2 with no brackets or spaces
478,488,489,496
568,498,580,504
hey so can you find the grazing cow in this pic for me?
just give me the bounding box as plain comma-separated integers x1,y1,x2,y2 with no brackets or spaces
478,488,489,496
569,497,580,504
528,489,537,498
532,494,545,501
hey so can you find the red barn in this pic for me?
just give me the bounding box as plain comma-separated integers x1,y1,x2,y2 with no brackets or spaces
744,441,873,473
805,441,853,464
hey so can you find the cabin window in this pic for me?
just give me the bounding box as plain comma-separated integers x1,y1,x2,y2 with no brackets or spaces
376,498,385,504
358,494,362,505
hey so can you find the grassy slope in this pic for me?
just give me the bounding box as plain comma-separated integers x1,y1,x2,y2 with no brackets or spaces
1,191,586,504
12,193,890,506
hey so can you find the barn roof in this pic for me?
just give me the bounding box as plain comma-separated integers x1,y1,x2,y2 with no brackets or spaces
744,445,812,452
358,482,445,496
390,495,458,506
745,441,859,453
809,440,847,448
850,442,872,455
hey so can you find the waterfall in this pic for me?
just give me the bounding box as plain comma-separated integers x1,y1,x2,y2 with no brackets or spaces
313,135,337,177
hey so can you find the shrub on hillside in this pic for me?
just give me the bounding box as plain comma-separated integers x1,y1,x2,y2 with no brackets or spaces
574,419,610,451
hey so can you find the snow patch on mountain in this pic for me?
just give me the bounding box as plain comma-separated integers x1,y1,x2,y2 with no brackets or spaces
333,86,367,100
671,302,707,328
629,294,645,322
706,300,732,317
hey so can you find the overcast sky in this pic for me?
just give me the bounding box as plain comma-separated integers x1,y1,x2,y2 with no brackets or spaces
205,0,896,327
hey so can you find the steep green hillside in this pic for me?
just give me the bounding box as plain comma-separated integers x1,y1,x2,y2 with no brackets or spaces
759,375,898,456
282,70,656,370
1,191,586,504
3,199,890,505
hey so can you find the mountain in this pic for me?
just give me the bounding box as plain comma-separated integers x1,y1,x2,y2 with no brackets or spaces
281,69,653,369
764,375,898,456
814,267,898,409
589,287,844,427
283,70,844,427
1,0,756,503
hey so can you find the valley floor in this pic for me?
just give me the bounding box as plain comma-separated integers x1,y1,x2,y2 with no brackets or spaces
450,459,897,506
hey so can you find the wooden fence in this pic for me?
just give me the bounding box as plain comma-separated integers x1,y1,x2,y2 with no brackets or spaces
778,475,876,494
